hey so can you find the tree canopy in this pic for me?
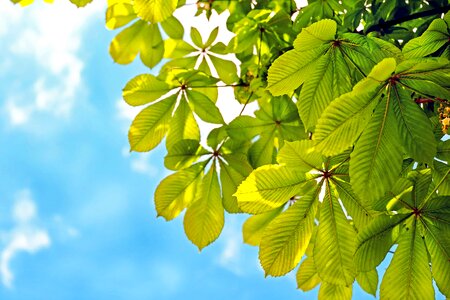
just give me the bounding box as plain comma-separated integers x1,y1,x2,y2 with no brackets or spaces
11,0,450,299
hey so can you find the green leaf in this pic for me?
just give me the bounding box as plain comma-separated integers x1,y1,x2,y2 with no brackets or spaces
432,161,450,195
350,96,402,205
314,182,356,285
332,179,373,230
293,19,336,51
422,217,450,297
356,269,378,297
68,0,92,7
154,162,204,220
313,87,381,156
267,47,326,96
185,90,224,124
164,139,209,170
277,140,324,173
318,282,352,300
437,140,450,162
259,187,319,276
128,95,176,152
314,58,397,156
243,206,283,246
164,39,197,58
106,3,136,30
248,133,277,168
166,98,200,150
391,85,436,164
209,42,228,55
400,78,450,100
204,27,219,49
380,218,435,299
403,19,449,59
408,169,433,208
123,74,171,106
161,16,184,39
219,154,253,213
297,46,353,132
209,55,238,84
296,256,321,292
227,116,273,141
109,20,148,65
354,214,408,271
235,165,315,214
140,24,164,68
190,27,204,48
133,0,177,23
184,165,225,250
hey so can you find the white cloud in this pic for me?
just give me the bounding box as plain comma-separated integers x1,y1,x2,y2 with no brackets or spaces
0,0,104,127
216,216,246,276
116,99,141,123
0,190,50,288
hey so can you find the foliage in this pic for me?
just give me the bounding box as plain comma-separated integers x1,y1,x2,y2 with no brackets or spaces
11,0,450,298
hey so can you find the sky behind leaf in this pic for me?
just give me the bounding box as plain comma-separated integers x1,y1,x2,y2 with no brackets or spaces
0,1,396,299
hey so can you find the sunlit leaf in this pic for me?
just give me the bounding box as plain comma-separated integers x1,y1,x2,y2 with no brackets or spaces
154,162,204,220
259,187,319,276
314,182,356,285
128,95,176,152
356,269,378,297
123,74,171,106
235,165,315,214
133,0,177,23
243,206,284,246
354,214,408,271
380,218,435,299
184,165,225,250
296,256,321,292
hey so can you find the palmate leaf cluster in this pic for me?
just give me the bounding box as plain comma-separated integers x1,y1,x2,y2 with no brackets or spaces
10,0,450,298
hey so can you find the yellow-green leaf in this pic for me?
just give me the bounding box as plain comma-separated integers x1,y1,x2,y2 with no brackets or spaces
209,55,238,85
184,166,225,250
109,20,148,65
185,90,224,124
422,217,450,297
164,139,209,170
154,162,204,220
69,0,92,7
123,74,171,106
354,214,408,271
380,218,435,299
350,96,402,205
243,206,283,246
235,165,315,214
332,179,373,230
356,269,378,297
293,19,336,51
277,140,324,173
161,16,184,39
296,256,321,292
219,154,252,213
314,182,356,285
133,0,177,23
318,282,352,300
259,188,319,276
166,98,200,150
128,95,176,152
106,3,136,30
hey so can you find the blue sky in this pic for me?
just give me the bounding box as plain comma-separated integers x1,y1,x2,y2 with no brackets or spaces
0,1,443,300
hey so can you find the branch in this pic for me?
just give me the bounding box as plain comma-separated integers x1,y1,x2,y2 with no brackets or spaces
366,5,450,33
